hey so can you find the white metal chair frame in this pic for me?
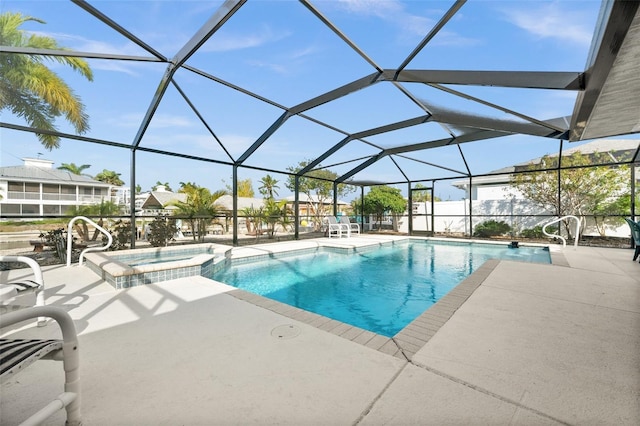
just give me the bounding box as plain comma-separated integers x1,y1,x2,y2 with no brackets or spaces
0,256,46,326
0,306,81,426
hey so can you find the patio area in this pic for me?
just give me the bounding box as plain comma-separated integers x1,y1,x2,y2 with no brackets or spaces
1,236,639,425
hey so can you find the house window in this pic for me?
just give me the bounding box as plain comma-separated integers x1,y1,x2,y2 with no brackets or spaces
23,183,40,200
43,205,60,215
1,204,20,215
24,183,39,193
8,181,23,191
43,184,58,193
60,185,76,201
7,182,26,199
21,204,39,215
42,184,60,200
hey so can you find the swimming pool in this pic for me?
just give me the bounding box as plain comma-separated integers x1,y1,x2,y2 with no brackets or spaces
212,240,550,337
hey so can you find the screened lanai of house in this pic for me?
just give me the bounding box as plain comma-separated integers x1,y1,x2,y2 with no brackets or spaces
1,0,639,244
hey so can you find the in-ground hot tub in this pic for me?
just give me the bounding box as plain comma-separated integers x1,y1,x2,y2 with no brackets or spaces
84,243,231,289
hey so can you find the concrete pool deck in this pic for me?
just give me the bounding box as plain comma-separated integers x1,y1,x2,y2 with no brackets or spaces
1,235,639,425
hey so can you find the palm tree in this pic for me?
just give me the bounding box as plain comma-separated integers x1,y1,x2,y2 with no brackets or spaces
152,181,172,192
263,199,291,238
94,169,124,186
169,185,225,242
66,200,120,241
240,206,263,236
0,12,93,150
58,162,91,176
259,175,279,199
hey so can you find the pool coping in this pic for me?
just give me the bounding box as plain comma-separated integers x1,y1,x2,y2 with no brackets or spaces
83,243,231,289
224,237,565,360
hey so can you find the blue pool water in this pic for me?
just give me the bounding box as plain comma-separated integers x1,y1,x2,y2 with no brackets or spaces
125,254,195,267
213,241,550,337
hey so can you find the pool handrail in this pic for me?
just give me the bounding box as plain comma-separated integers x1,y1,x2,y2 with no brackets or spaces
542,215,581,249
66,216,113,267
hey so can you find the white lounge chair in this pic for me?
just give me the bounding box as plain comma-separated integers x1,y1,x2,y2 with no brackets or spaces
339,216,360,237
0,305,81,426
0,256,46,326
324,216,348,238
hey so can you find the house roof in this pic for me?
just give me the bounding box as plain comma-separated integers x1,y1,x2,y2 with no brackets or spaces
0,165,111,186
213,195,265,211
140,191,187,209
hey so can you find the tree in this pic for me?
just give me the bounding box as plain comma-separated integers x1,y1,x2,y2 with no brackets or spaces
412,183,441,202
223,178,254,198
359,186,406,231
66,200,120,241
262,198,292,238
179,181,198,192
259,174,279,199
240,206,262,235
94,169,124,186
258,175,280,199
285,160,354,231
152,181,172,192
509,151,630,238
0,12,93,150
58,162,91,176
169,184,225,242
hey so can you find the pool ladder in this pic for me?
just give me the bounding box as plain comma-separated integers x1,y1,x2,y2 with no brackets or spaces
542,215,581,249
66,216,113,267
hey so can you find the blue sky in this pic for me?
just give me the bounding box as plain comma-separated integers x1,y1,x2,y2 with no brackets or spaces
2,0,636,201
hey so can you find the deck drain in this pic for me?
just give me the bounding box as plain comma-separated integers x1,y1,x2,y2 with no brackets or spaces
271,324,300,339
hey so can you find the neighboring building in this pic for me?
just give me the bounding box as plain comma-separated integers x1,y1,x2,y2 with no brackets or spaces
452,139,638,201
284,193,351,220
111,186,132,212
401,139,639,237
0,158,114,218
213,195,265,212
137,185,187,215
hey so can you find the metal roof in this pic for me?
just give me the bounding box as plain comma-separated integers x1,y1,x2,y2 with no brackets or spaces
0,165,110,186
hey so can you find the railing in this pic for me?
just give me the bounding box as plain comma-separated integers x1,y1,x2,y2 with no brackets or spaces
542,215,581,249
66,216,113,267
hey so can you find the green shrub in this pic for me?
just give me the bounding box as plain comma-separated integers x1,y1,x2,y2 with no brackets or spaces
148,215,178,247
104,219,133,250
473,220,511,238
520,226,544,239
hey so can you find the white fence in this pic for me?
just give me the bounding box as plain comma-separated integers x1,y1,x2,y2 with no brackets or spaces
397,200,630,238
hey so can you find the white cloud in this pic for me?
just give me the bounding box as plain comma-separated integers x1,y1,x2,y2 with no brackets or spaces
336,0,479,46
203,25,291,52
217,133,255,156
110,113,193,129
31,30,157,75
245,59,288,75
150,114,194,128
337,0,404,18
501,3,594,46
